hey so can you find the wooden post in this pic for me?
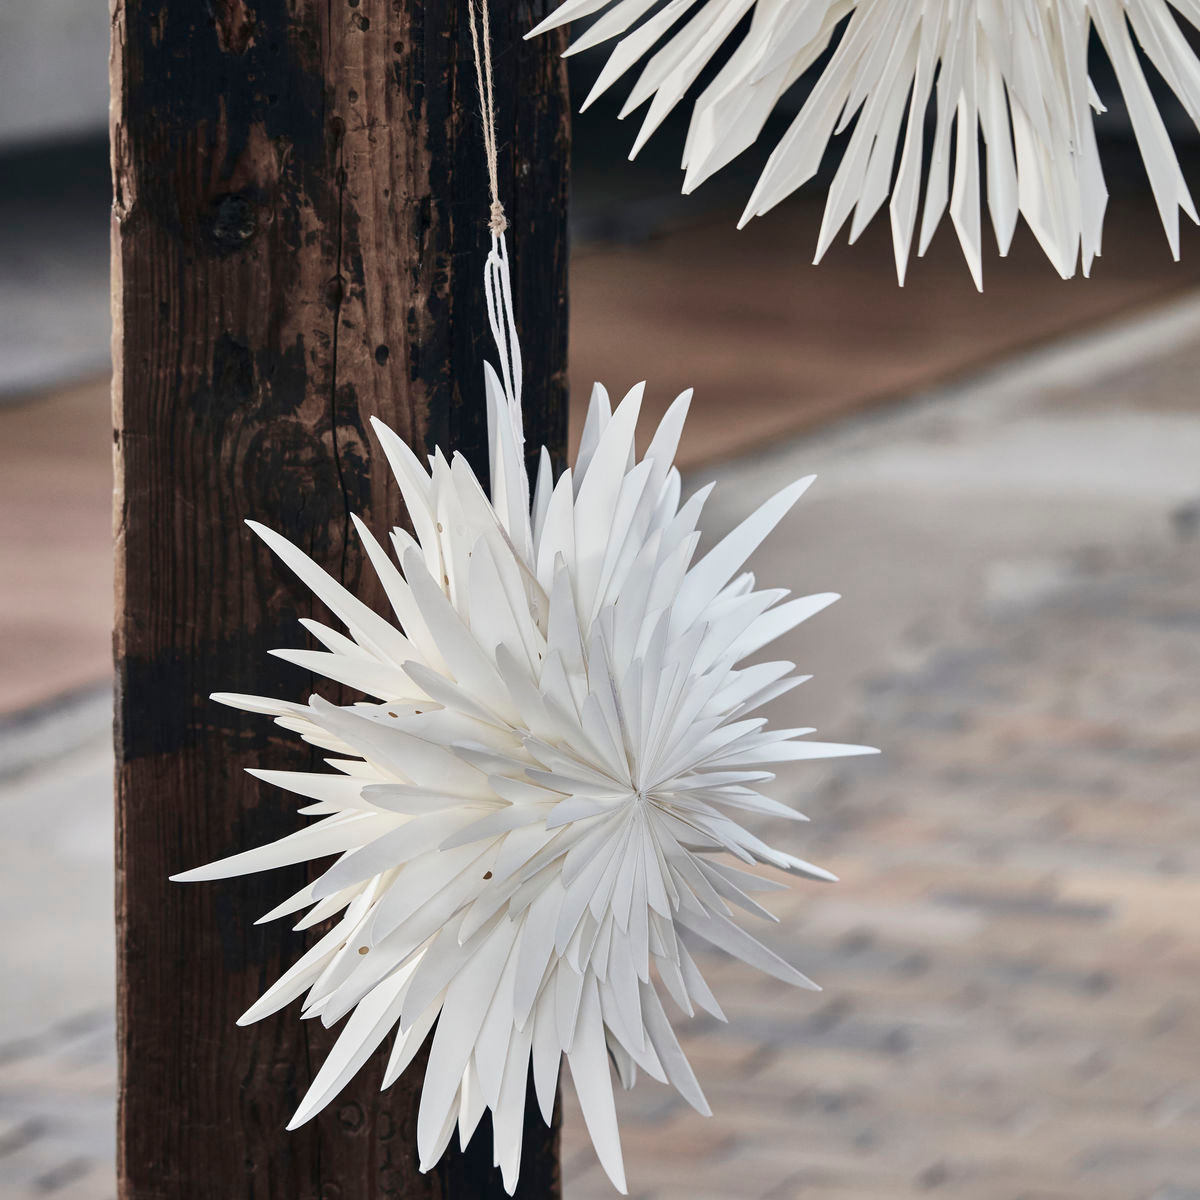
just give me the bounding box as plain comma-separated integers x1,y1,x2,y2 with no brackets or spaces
111,3,568,1197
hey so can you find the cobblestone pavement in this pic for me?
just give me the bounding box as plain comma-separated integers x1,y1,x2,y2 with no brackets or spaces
3,297,1200,1198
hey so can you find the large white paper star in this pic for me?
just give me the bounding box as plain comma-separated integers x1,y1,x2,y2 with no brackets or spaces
531,0,1200,288
175,239,875,1193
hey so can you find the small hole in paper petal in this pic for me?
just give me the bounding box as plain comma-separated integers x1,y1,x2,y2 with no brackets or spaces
483,871,493,880
357,946,369,956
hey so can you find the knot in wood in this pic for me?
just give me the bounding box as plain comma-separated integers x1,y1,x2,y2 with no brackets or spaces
209,193,257,250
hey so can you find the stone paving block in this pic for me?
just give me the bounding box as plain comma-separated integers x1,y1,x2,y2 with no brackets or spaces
0,1015,115,1200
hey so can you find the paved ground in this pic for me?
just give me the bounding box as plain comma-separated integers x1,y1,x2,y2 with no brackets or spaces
3,291,1199,1198
0,381,113,713
0,713,114,1200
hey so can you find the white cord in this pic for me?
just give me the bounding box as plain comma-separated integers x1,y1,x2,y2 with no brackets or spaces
470,0,524,461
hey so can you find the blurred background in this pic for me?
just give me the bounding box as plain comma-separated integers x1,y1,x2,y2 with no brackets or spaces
2,4,1200,1199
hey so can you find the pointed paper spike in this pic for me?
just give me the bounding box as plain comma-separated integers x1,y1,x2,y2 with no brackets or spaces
531,982,562,1125
246,521,416,668
673,476,815,632
288,966,413,1128
567,976,628,1193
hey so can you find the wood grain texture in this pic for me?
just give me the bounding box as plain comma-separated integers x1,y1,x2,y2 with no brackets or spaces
111,2,568,1196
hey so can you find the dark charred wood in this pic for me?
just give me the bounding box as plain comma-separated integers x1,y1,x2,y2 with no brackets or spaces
111,2,569,1196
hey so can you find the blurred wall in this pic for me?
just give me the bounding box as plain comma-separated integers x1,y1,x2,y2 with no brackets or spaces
0,1,108,147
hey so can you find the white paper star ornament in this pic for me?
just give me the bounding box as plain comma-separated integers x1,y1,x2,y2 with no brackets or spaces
174,238,877,1193
530,0,1200,288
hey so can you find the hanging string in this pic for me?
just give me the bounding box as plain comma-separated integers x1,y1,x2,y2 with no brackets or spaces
468,0,525,464
468,0,506,236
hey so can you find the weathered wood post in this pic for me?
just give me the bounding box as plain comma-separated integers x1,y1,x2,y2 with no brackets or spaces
111,2,569,1196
